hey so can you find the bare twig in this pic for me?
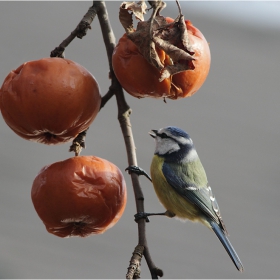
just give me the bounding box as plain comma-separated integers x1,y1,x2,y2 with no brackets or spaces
100,86,116,110
50,3,99,57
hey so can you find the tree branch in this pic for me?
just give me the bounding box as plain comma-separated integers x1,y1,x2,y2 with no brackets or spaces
50,1,162,277
100,86,115,110
50,3,99,58
96,1,162,278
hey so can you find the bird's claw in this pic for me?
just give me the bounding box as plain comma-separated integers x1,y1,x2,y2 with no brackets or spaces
134,212,150,223
125,166,152,182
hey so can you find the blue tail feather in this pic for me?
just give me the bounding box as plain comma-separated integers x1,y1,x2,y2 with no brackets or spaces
210,220,244,272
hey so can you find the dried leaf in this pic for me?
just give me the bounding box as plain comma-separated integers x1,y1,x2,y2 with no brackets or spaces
154,16,194,55
128,18,165,70
152,15,195,80
119,3,134,34
175,14,194,53
119,0,147,34
153,35,194,81
123,1,147,21
148,0,167,15
122,5,196,81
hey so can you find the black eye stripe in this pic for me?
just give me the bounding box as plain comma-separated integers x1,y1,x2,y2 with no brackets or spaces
158,132,187,146
159,133,168,138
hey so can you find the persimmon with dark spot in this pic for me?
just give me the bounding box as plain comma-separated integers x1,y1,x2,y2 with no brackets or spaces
31,156,127,238
112,17,211,100
0,58,101,144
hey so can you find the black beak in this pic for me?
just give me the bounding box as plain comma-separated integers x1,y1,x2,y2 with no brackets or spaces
149,130,158,138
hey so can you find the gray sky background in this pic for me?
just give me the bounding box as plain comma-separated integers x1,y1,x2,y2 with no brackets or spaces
0,1,279,278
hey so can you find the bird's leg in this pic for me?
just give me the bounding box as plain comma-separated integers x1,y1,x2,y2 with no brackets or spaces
125,165,152,182
127,166,176,222
134,210,175,222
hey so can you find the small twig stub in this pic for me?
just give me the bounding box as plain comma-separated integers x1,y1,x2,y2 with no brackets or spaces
126,245,144,279
69,129,88,156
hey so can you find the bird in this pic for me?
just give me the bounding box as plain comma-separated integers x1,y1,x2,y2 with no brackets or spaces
127,126,244,272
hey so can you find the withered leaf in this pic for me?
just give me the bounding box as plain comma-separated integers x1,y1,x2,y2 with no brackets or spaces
148,0,167,15
175,14,194,53
153,36,194,81
153,15,195,80
119,1,147,34
127,17,166,70
122,7,196,81
125,1,147,21
119,3,134,34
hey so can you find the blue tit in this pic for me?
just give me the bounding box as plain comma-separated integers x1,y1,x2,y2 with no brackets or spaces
148,126,244,272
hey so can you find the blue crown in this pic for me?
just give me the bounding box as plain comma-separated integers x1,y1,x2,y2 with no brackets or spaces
166,126,190,139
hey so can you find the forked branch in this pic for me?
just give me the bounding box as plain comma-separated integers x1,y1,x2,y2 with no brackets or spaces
96,2,162,278
51,1,162,278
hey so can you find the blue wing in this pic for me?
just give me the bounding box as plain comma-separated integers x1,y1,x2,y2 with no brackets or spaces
162,161,227,232
162,161,244,271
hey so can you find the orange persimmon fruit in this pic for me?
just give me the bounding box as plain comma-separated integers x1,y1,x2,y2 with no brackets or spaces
0,58,101,144
112,17,211,99
31,156,127,238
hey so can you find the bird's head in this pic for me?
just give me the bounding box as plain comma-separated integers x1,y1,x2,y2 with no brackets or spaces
149,126,198,162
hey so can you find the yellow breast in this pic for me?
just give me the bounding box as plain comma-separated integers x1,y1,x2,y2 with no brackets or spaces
150,155,201,222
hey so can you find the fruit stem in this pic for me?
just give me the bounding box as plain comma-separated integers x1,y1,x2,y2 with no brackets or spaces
69,129,87,156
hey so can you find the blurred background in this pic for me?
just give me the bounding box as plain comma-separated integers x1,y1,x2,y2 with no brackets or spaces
0,1,279,278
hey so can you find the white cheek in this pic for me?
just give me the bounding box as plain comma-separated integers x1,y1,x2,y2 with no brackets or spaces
155,138,180,155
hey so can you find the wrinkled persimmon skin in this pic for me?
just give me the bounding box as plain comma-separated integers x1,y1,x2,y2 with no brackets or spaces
112,17,211,99
0,58,101,144
31,156,127,238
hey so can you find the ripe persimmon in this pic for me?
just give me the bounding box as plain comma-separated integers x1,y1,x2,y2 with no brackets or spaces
31,156,127,238
112,17,211,100
0,58,101,144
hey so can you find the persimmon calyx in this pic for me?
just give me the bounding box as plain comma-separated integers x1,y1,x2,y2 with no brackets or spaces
69,129,88,156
